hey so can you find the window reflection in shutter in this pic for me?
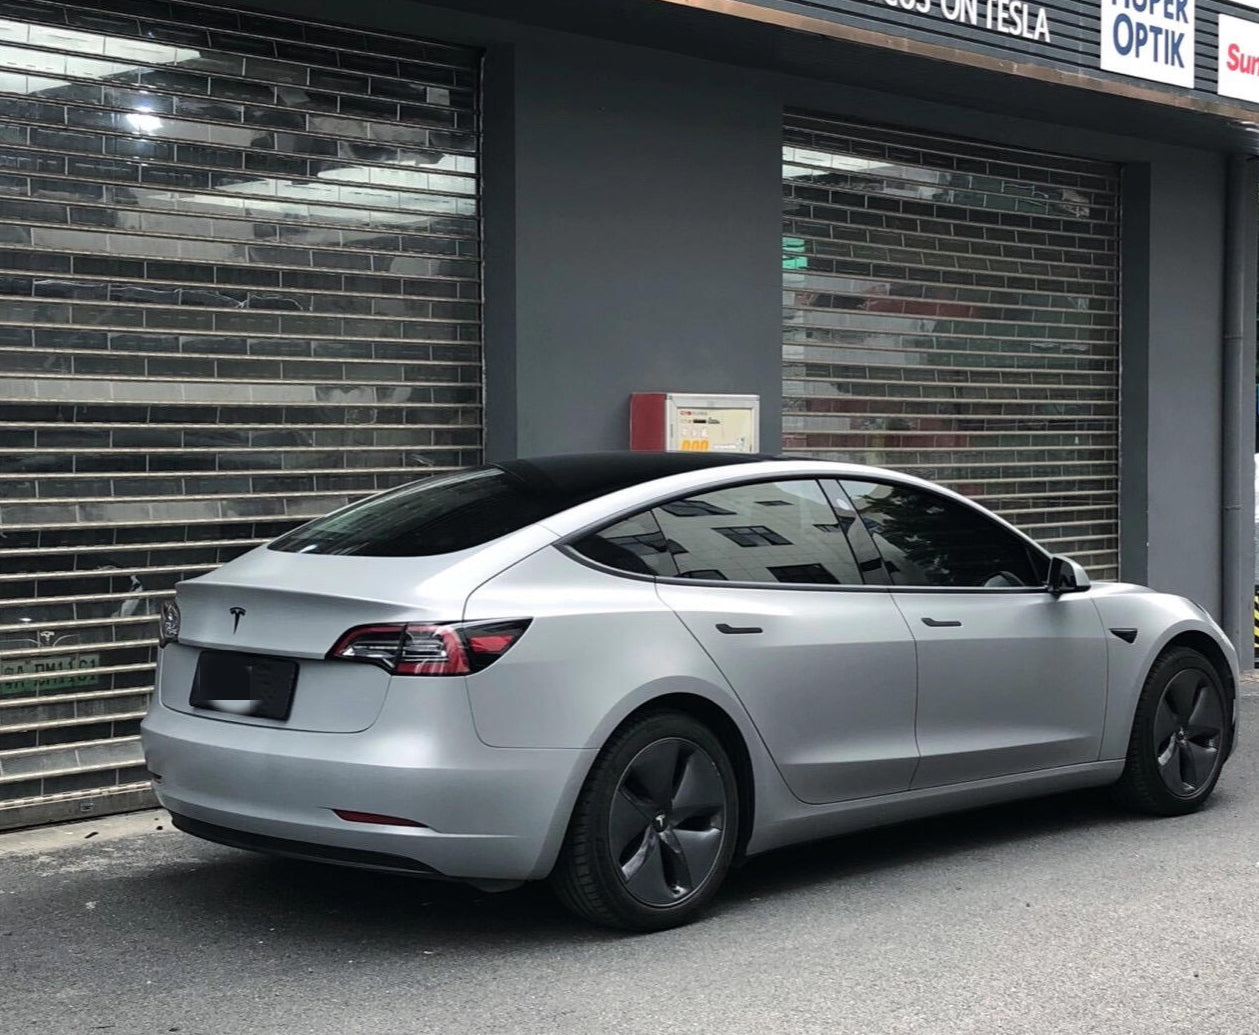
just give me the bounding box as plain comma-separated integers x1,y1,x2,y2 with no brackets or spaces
783,112,1119,580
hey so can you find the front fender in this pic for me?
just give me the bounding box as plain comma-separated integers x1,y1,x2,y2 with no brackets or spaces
1090,584,1240,759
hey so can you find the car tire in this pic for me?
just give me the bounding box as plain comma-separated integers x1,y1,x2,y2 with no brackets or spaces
550,710,739,931
1112,647,1232,816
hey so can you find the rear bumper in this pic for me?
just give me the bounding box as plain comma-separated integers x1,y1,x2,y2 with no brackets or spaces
141,679,595,882
168,812,445,876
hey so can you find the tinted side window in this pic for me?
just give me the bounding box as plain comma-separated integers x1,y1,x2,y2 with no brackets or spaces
841,480,1046,588
570,511,680,577
652,480,861,585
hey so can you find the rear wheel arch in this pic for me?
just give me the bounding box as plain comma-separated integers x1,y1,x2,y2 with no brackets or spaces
575,693,757,865
551,703,744,928
632,693,756,862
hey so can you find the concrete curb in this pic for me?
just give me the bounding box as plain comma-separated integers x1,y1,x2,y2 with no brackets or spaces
0,808,170,857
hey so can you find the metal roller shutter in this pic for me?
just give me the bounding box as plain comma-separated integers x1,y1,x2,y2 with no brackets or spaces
783,112,1119,579
0,0,482,830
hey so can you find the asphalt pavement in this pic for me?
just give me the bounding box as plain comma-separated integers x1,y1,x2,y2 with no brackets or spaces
4,690,1259,1035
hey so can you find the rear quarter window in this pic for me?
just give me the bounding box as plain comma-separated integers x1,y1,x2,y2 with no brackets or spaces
570,511,681,576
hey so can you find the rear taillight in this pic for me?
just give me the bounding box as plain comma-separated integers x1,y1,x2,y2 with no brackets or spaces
327,619,531,676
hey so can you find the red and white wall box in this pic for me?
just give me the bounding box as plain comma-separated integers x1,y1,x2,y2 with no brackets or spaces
629,393,760,453
1218,13,1259,102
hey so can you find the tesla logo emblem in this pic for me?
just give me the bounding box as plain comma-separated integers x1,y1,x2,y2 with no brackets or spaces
229,607,246,633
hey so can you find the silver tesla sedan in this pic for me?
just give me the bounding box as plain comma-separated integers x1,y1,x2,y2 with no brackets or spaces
142,453,1239,930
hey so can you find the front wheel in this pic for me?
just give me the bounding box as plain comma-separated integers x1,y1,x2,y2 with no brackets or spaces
1112,647,1232,816
550,710,739,931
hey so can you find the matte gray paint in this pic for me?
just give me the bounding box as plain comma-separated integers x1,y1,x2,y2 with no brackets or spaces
1144,155,1226,612
891,591,1108,786
481,43,519,462
1120,165,1152,588
657,579,920,804
1089,581,1241,760
1222,156,1259,657
146,459,1237,886
1120,153,1229,616
505,39,783,456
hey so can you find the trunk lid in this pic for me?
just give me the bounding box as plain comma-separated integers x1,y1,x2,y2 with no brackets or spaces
158,528,553,732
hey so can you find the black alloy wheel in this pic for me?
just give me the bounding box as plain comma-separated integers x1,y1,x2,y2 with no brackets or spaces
551,710,739,931
610,737,728,907
1114,647,1231,816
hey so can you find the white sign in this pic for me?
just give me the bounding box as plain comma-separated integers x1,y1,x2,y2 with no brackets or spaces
1218,13,1259,101
1100,0,1195,88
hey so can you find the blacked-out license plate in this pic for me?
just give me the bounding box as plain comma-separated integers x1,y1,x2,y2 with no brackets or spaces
190,651,297,721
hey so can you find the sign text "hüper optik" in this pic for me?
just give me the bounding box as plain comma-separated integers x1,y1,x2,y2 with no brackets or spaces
1100,0,1195,87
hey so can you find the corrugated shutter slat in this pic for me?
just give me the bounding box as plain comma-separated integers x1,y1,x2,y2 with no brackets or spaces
0,0,482,830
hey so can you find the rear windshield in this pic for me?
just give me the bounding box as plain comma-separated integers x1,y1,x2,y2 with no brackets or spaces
268,468,559,557
269,453,770,557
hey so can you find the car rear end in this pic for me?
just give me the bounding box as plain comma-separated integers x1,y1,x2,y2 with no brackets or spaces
141,469,600,884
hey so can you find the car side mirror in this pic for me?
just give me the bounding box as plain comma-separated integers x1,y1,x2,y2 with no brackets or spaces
1047,555,1090,596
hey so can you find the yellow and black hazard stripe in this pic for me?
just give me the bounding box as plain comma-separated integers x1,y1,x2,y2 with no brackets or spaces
1253,590,1259,652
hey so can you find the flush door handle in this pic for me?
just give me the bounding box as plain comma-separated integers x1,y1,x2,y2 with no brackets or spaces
921,617,962,628
716,623,763,635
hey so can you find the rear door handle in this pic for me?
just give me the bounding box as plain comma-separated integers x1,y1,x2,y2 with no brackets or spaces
716,623,763,635
921,617,962,628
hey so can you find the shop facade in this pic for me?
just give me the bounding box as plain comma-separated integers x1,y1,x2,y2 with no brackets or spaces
0,0,1254,828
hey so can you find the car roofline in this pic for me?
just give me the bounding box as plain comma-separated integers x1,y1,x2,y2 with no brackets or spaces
529,456,1050,560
